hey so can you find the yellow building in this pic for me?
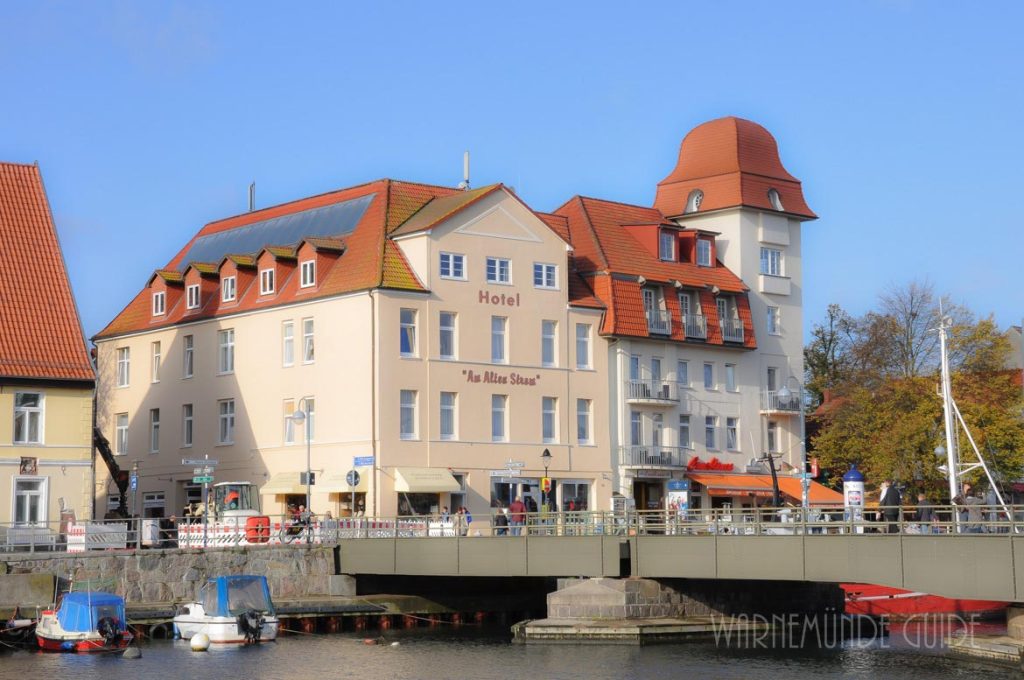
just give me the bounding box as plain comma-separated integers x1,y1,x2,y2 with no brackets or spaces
0,162,96,528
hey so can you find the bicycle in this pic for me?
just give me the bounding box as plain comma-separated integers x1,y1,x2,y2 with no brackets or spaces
279,519,312,544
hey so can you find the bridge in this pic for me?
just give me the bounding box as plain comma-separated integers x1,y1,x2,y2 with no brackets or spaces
335,507,1024,603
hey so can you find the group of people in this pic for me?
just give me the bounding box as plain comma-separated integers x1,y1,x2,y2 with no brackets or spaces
877,480,1003,533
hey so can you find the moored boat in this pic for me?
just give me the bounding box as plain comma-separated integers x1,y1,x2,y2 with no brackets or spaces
36,592,132,652
2,615,36,648
842,583,1007,620
173,575,278,644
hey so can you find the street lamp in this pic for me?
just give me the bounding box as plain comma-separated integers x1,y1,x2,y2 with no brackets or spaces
776,377,808,510
288,404,312,545
540,448,552,511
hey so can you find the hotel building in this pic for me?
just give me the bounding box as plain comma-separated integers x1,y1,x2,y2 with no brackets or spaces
93,116,835,522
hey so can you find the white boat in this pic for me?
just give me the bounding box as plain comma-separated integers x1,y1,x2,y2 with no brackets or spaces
36,591,133,652
173,575,279,644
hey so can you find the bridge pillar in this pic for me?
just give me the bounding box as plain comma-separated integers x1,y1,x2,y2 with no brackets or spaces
1007,606,1024,640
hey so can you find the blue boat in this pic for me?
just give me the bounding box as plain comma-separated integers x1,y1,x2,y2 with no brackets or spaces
36,592,132,652
173,575,278,644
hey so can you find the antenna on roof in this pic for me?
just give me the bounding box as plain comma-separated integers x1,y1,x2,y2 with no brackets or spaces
248,182,256,212
457,151,470,191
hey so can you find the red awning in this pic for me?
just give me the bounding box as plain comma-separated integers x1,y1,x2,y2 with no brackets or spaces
687,472,843,506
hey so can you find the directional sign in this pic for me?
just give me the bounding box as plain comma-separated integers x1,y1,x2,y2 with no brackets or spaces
193,475,214,484
183,458,219,466
130,473,138,491
346,470,360,487
505,460,526,468
490,469,520,477
353,456,375,468
193,468,203,476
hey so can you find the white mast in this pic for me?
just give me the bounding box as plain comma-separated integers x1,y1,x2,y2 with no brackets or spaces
938,312,960,502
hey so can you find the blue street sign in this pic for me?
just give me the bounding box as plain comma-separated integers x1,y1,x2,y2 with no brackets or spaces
668,480,690,491
346,470,360,487
129,473,138,491
353,456,375,467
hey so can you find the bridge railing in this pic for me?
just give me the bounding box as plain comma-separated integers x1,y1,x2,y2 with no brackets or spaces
3,505,1021,553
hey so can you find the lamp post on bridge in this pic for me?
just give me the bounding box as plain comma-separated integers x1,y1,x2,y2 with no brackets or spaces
541,448,552,512
288,403,313,545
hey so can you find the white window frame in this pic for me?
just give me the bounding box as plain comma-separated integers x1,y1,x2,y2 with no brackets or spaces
491,394,508,442
705,416,717,450
703,362,714,389
542,396,557,444
440,391,457,441
115,413,129,455
541,320,557,368
300,260,316,288
575,323,591,369
259,268,275,295
439,312,457,360
12,476,48,526
222,276,237,302
400,390,418,440
284,399,296,445
677,360,689,387
760,247,783,277
486,257,511,284
725,363,737,392
218,329,235,374
149,408,160,453
218,400,235,444
533,263,558,290
304,397,316,442
302,318,315,364
767,306,781,336
767,420,779,453
491,316,507,364
630,411,642,446
679,415,691,449
576,398,592,445
659,230,675,261
697,239,712,267
116,347,130,387
726,417,739,451
182,335,194,379
282,321,295,367
13,392,44,445
151,341,161,383
186,283,200,310
439,252,466,281
152,291,165,316
400,309,417,358
182,403,194,448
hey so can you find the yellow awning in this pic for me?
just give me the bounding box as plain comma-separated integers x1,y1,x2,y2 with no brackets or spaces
320,470,370,493
394,467,461,493
260,472,307,495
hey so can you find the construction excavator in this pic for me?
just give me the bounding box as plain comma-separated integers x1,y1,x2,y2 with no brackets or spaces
93,427,130,519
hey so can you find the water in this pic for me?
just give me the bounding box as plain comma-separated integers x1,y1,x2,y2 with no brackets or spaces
1,625,1017,679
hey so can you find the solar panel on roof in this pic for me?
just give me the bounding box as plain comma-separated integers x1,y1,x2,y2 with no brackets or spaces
177,193,375,269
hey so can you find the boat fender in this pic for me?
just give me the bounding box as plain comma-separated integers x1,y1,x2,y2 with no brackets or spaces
122,647,142,659
191,633,211,651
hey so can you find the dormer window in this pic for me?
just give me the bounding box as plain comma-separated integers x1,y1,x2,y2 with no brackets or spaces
186,284,200,310
222,276,237,302
659,230,676,261
768,188,784,211
696,239,712,267
152,291,165,316
685,189,704,214
260,268,275,295
300,260,316,288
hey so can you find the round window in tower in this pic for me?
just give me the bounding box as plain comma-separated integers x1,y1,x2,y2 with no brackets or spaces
685,189,704,214
768,188,784,211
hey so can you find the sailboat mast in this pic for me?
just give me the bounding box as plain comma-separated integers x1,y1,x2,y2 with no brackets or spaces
938,315,960,502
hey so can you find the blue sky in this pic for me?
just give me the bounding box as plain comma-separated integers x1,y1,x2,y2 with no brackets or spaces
2,1,1021,340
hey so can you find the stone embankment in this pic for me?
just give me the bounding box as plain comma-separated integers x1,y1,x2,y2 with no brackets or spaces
0,546,334,606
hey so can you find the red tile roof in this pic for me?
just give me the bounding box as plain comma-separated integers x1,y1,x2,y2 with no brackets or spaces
554,195,755,348
654,116,816,219
0,162,94,382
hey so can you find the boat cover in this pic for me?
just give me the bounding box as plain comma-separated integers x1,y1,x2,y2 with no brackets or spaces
56,592,126,632
200,575,275,617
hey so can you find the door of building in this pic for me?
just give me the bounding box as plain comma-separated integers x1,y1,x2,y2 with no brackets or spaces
632,480,665,511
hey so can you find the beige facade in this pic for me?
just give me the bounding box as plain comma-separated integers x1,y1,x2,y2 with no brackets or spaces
94,190,609,521
1,383,94,524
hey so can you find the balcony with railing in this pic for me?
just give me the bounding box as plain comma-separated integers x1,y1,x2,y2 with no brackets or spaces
618,445,688,468
760,389,801,414
646,308,671,335
684,313,707,339
625,379,678,404
720,317,744,343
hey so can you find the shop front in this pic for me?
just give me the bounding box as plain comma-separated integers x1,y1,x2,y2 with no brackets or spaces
320,469,371,517
630,470,673,511
685,472,843,513
394,467,463,516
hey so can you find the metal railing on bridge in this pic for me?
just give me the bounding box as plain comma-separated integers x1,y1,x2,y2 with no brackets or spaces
3,505,1022,553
